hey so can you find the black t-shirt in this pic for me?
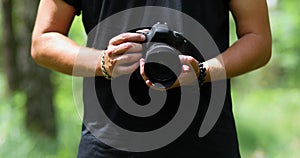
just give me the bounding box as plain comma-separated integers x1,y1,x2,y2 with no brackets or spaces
64,0,240,157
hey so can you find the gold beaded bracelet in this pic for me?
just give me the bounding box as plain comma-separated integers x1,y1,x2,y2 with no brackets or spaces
101,51,112,80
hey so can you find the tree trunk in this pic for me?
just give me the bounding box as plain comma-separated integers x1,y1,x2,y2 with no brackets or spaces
0,0,20,91
19,0,57,138
1,0,57,138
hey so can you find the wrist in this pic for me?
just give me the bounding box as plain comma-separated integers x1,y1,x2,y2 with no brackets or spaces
95,51,103,76
202,61,210,82
100,50,112,80
198,62,207,86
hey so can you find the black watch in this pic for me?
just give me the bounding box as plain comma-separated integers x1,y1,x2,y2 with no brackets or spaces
198,62,206,86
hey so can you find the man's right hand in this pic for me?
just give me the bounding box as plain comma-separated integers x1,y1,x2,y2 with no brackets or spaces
102,33,146,78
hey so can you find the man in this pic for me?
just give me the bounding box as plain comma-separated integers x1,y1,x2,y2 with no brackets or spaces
31,0,271,157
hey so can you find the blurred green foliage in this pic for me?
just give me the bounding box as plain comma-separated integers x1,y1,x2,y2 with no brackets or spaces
231,0,300,157
0,73,82,158
0,1,300,157
0,16,85,158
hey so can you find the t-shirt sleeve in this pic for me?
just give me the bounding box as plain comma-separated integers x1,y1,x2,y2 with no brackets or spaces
63,0,82,15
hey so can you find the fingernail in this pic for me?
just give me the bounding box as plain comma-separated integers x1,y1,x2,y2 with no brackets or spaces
140,34,146,41
182,65,190,71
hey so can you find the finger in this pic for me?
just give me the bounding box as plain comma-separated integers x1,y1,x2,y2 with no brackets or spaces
182,65,191,72
139,59,152,86
169,80,180,89
127,43,143,53
179,55,199,73
179,55,197,65
114,53,142,65
108,42,143,57
109,33,146,45
136,29,150,33
139,59,167,91
107,42,132,57
139,58,148,81
190,58,199,71
113,62,140,76
136,29,150,32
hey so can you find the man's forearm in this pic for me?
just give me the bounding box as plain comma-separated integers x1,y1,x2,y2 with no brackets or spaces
204,32,272,82
31,32,104,76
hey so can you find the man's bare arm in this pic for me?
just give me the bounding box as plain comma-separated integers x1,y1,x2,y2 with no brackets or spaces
204,0,272,81
31,0,144,77
31,0,97,76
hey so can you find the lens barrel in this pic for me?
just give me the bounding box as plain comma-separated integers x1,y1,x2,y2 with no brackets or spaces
144,43,182,88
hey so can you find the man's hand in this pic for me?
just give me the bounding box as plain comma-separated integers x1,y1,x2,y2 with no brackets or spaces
140,55,200,90
103,32,146,78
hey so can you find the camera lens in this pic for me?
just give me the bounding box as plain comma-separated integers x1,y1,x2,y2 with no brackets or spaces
144,43,182,88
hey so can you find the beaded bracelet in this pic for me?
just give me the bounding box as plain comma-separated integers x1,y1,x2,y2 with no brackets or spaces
101,51,112,80
198,62,206,86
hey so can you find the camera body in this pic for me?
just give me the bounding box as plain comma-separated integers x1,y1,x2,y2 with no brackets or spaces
140,23,187,88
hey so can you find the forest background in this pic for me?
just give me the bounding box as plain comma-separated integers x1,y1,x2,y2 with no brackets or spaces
0,0,299,157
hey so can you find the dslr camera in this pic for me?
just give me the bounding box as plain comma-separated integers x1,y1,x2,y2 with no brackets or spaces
139,23,187,88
